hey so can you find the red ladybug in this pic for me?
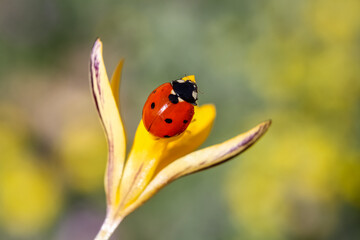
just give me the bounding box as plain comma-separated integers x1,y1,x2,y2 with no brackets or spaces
142,78,198,138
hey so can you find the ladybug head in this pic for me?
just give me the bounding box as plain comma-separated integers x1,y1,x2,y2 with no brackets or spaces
171,79,198,105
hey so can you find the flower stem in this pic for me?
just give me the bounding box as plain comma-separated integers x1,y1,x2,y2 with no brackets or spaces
94,215,123,240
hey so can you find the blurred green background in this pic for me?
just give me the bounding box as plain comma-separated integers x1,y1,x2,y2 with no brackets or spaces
0,0,359,239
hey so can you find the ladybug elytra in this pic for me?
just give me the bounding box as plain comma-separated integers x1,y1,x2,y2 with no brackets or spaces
142,77,198,138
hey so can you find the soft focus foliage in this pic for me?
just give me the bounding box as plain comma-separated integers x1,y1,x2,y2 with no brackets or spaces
0,105,63,237
0,0,359,239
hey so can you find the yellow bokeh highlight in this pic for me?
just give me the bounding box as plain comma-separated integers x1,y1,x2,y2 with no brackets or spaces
306,0,360,42
0,106,62,237
225,117,340,239
225,0,360,235
58,119,107,194
336,153,360,208
0,160,62,237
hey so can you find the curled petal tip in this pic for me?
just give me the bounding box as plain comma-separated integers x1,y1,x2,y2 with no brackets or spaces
266,119,272,126
91,38,102,54
94,37,102,44
122,120,271,216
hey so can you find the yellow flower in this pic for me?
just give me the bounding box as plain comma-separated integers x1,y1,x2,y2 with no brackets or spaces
90,38,271,240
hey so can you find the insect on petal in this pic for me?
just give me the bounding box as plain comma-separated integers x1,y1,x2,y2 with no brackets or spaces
116,105,215,212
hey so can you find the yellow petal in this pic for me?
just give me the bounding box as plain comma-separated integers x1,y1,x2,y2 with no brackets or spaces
182,75,196,83
154,104,216,175
110,59,124,108
116,104,215,212
117,121,170,209
122,120,271,216
90,39,126,208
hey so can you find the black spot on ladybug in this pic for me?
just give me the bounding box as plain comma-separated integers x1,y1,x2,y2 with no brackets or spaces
164,135,170,138
165,118,172,123
183,120,188,124
152,90,156,94
168,94,179,104
151,102,155,109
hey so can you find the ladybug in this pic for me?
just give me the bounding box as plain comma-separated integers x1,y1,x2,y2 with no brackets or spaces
142,77,198,138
